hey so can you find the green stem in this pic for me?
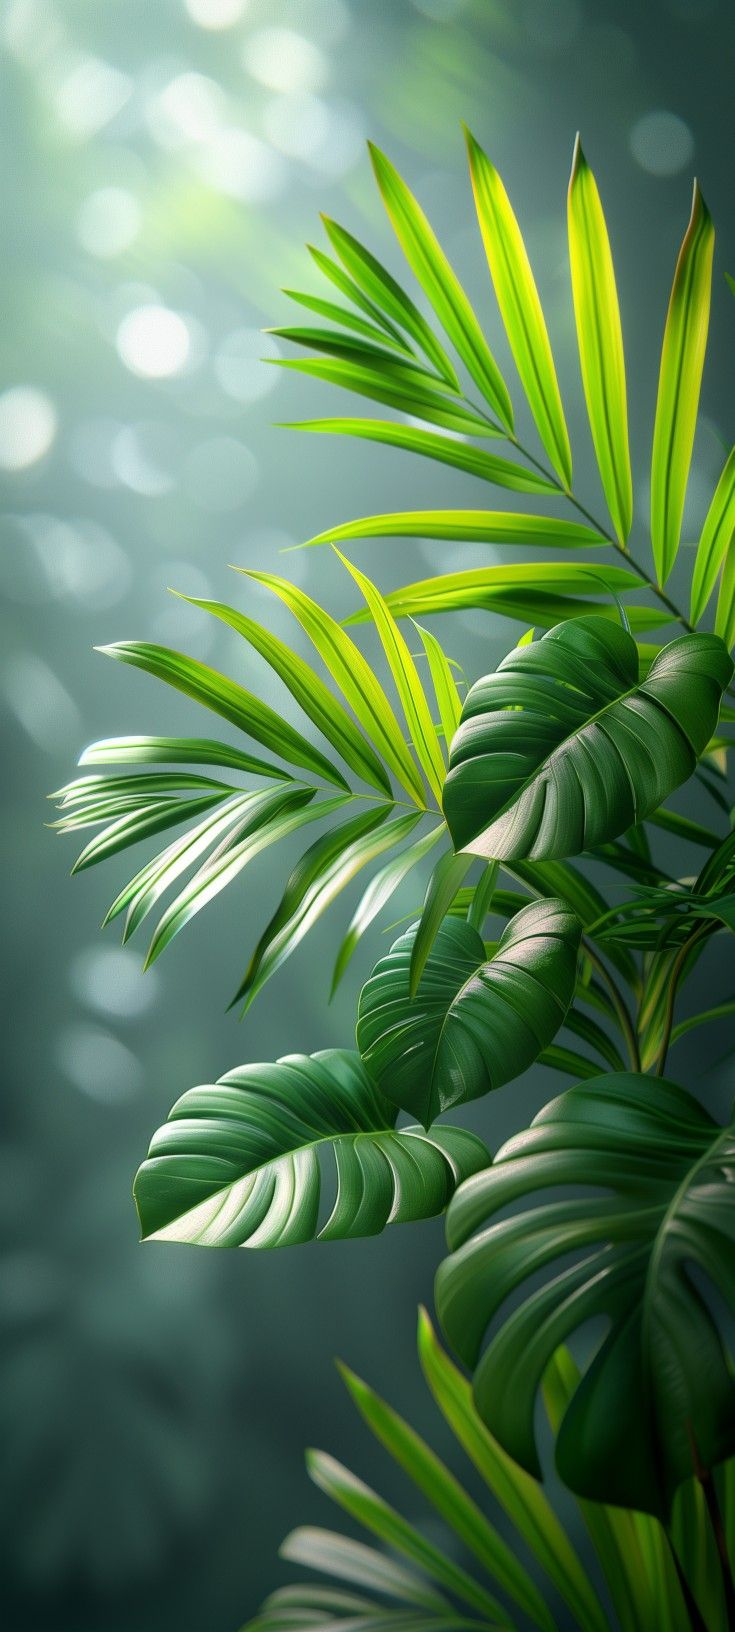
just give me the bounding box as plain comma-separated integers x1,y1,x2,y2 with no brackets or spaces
655,921,714,1077
700,1469,735,1628
507,433,696,634
665,1535,710,1632
685,1429,735,1629
581,938,641,1071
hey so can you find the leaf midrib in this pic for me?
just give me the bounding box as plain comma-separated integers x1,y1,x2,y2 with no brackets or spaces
144,1121,443,1235
641,1114,728,1373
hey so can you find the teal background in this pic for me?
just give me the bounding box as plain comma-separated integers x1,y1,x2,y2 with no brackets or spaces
2,1,733,1628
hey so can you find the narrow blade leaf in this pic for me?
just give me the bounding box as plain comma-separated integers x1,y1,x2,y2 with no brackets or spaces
568,137,632,544
239,571,428,806
331,824,446,996
181,595,392,796
409,850,474,997
272,358,492,438
651,181,714,585
690,446,735,624
97,643,348,789
79,735,290,779
417,1311,610,1632
369,143,513,430
307,1450,508,1623
335,553,446,803
345,563,648,628
715,533,735,649
282,289,413,354
307,242,409,345
236,809,423,1010
305,511,607,550
338,1363,557,1632
466,128,571,488
414,624,462,751
282,421,564,492
321,216,459,387
144,788,333,966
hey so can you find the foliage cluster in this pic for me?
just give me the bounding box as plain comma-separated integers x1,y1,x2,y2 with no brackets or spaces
54,131,735,1627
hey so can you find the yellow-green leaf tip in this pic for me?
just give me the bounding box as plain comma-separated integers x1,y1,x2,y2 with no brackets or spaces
570,131,586,185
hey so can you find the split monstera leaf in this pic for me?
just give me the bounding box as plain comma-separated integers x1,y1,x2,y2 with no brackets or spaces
436,1073,735,1520
357,900,581,1126
442,617,733,861
134,1049,489,1248
135,901,582,1247
54,115,735,1557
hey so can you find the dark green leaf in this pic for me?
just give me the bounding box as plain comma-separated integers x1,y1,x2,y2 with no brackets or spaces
437,1072,735,1517
442,617,732,861
357,899,580,1127
135,1049,488,1246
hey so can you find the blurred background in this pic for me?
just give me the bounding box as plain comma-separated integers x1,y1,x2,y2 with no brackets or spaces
1,0,733,1627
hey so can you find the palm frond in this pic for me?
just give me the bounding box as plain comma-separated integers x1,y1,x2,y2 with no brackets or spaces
53,569,459,1001
244,1316,718,1632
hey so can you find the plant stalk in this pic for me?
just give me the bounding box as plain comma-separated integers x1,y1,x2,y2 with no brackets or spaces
687,1427,735,1629
665,1537,710,1632
506,432,696,634
655,921,714,1076
701,1469,735,1628
581,938,641,1071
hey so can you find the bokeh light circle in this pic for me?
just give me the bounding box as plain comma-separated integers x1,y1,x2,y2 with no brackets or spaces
0,387,57,471
629,110,694,176
116,306,191,378
184,0,249,27
76,188,141,258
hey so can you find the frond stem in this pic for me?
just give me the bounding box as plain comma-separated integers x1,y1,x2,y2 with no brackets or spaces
506,433,696,634
460,390,694,635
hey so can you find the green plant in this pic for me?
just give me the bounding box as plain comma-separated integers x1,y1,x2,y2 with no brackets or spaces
243,1312,734,1632
53,129,735,1621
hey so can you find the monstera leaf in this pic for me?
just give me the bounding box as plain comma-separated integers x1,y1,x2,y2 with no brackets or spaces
134,1050,488,1248
356,900,581,1128
436,1073,735,1518
442,617,732,860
